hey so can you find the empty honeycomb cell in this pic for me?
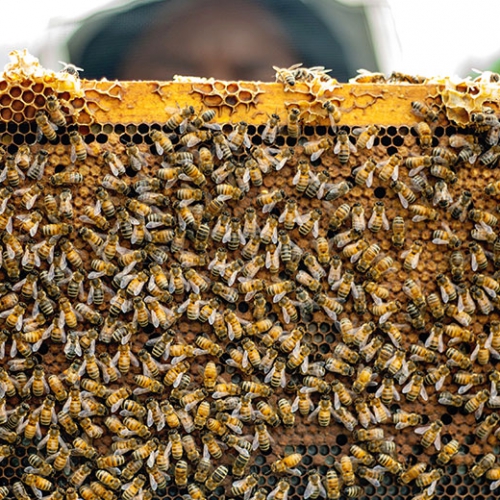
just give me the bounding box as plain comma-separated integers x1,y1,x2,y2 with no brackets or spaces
470,484,480,495
125,124,137,135
90,123,101,134
381,135,391,147
465,435,476,445
96,133,108,144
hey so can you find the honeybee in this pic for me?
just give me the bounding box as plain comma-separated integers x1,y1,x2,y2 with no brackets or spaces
122,474,146,500
14,144,31,174
411,100,439,121
68,130,88,162
400,371,428,404
98,153,126,181
324,180,353,202
363,204,388,237
267,479,290,500
271,452,302,475
432,441,459,470
475,412,500,441
353,158,377,187
400,278,424,311
304,137,333,161
227,120,251,150
470,453,496,479
471,287,494,316
399,462,428,485
261,112,280,144
35,111,58,142
376,453,403,475
353,125,380,150
415,419,443,450
124,143,147,172
256,188,285,213
469,241,489,271
464,389,490,419
146,129,174,156
377,154,402,183
390,179,416,208
37,424,64,455
401,240,423,271
101,173,130,195
205,465,228,491
349,364,374,394
293,160,312,194
333,130,355,165
367,255,395,282
432,180,453,208
24,150,49,182
433,273,457,304
0,155,25,188
371,300,401,324
286,107,301,138
432,222,461,250
470,208,498,229
414,121,433,147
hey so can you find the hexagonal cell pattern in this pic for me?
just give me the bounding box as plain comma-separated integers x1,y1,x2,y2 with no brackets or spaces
0,58,498,500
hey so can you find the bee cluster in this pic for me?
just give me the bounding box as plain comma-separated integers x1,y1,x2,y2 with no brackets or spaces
0,54,499,500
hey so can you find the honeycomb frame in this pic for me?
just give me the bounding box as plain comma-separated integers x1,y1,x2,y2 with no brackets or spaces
0,52,498,500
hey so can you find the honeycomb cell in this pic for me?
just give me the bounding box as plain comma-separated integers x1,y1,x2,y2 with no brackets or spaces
9,86,22,98
21,90,34,103
204,94,224,106
34,94,45,107
381,135,391,147
238,90,253,103
0,108,12,120
24,105,35,119
0,95,12,107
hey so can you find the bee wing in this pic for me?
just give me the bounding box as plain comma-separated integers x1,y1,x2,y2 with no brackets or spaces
303,480,318,499
412,215,428,223
379,311,393,324
287,467,302,476
397,193,409,209
414,425,430,435
434,377,446,391
471,252,478,272
434,433,442,451
395,421,409,430
439,285,450,304
381,212,390,230
470,343,480,362
473,400,486,420
311,149,325,162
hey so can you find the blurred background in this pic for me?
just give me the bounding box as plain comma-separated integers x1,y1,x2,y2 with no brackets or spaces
1,0,499,82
